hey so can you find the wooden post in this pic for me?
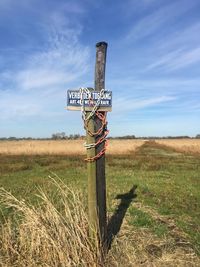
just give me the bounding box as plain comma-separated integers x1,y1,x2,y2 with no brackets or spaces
66,42,111,262
95,42,108,245
87,114,98,238
86,42,108,250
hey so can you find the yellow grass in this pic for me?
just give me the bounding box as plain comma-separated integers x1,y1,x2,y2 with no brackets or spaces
0,178,101,266
0,139,145,155
108,139,145,154
156,139,200,154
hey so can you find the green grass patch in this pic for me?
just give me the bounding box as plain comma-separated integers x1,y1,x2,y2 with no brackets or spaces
129,207,169,238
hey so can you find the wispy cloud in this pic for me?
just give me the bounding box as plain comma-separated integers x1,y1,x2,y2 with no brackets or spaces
143,17,200,72
109,77,200,94
113,95,176,113
145,49,184,70
0,1,91,123
10,7,89,90
145,46,200,71
157,22,200,52
125,0,197,42
0,89,41,120
15,42,89,91
167,47,200,70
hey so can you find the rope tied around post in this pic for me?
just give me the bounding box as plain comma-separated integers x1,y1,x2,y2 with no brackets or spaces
79,87,109,162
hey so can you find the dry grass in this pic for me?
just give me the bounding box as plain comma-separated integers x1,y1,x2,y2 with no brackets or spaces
0,139,145,156
155,139,200,154
0,178,100,267
108,139,145,155
0,178,199,267
0,140,85,156
108,220,200,267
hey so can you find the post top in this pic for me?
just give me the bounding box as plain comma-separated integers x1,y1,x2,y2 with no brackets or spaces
96,41,108,48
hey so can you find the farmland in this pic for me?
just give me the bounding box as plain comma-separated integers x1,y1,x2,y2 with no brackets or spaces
0,139,200,266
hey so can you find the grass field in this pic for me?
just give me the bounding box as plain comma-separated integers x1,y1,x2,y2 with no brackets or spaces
0,140,200,266
0,139,145,155
156,139,200,154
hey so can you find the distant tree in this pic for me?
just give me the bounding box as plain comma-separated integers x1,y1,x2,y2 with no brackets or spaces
74,134,80,139
8,137,17,141
52,134,57,140
196,134,200,139
117,135,136,139
69,134,74,140
51,132,69,140
60,132,66,139
67,134,81,140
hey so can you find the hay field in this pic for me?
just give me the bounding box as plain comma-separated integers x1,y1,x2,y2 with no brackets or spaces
0,139,145,155
156,139,200,154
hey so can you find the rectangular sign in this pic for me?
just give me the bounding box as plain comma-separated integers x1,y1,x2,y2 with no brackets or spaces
66,90,112,111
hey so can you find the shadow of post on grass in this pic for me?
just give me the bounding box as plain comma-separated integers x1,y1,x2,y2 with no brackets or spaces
107,185,137,250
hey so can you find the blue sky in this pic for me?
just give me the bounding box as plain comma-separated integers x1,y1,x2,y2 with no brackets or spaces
0,0,200,138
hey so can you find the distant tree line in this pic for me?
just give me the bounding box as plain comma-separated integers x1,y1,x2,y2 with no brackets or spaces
51,133,84,140
1,134,200,141
109,135,200,140
109,135,136,139
136,135,195,140
0,133,84,141
0,137,36,141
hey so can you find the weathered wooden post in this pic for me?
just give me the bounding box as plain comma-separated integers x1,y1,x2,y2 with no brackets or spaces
94,42,107,245
66,41,111,253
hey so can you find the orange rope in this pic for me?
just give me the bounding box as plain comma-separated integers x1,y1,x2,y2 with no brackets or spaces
85,139,109,162
84,111,107,137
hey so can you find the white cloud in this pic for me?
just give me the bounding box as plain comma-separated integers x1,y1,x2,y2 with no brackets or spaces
0,2,91,124
136,18,200,72
109,77,200,95
11,7,90,91
113,95,176,113
145,46,200,71
167,47,200,70
0,0,90,91
145,49,184,70
126,0,198,42
158,22,200,52
0,90,40,121
16,69,75,90
15,42,89,90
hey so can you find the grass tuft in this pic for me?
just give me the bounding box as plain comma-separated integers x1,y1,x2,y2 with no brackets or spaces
0,178,99,267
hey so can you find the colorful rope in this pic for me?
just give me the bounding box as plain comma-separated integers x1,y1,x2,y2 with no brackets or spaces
80,87,109,162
